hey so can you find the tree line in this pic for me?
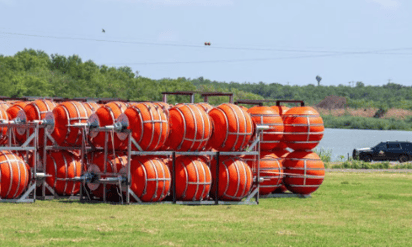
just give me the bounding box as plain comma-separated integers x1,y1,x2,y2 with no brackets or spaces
1,49,411,110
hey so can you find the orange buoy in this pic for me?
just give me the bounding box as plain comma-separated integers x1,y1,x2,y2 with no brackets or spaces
208,103,254,151
196,102,213,113
89,101,127,149
166,104,212,151
6,101,27,120
211,156,252,201
243,152,283,195
47,101,93,146
15,99,56,145
283,150,325,195
117,102,169,151
127,156,171,202
272,149,290,193
45,151,82,196
0,108,8,145
87,152,127,199
83,101,100,113
282,106,324,150
0,151,30,199
169,156,211,201
247,106,284,151
271,105,290,149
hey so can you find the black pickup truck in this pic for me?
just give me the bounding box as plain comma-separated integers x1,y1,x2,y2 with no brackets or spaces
353,141,412,163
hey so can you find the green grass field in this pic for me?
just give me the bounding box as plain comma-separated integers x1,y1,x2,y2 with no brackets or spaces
1,172,411,246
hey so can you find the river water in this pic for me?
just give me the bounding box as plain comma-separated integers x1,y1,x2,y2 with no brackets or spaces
316,128,412,161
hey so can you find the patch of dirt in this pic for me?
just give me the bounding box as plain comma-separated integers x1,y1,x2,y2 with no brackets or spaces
315,95,346,109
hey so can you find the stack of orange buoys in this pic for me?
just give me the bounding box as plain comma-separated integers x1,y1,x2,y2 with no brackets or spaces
281,105,325,195
208,103,254,151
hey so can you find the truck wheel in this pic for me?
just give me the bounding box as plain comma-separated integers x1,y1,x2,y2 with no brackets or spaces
362,155,372,162
399,154,408,163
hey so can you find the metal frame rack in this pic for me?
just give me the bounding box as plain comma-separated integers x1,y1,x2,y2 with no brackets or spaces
0,121,40,203
37,123,89,200
78,123,267,205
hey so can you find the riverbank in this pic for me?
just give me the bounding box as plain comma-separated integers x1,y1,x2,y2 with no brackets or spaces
324,160,412,169
315,107,412,131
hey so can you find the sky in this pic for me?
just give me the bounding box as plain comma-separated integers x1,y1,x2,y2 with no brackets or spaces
1,0,411,86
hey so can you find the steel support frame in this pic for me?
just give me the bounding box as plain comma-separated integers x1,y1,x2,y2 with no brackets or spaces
38,125,88,201
81,126,265,206
0,122,40,203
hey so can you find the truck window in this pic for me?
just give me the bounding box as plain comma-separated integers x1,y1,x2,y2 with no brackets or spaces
388,143,400,149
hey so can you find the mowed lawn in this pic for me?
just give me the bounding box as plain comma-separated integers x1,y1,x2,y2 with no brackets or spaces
1,172,411,246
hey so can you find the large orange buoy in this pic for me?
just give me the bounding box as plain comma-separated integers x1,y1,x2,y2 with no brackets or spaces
283,150,325,195
211,156,252,201
45,151,82,196
117,102,169,151
271,105,289,149
87,152,127,199
15,99,56,145
6,101,27,120
169,156,212,201
83,101,100,113
127,156,171,202
0,151,30,199
282,106,324,150
47,101,93,147
89,101,127,149
243,152,283,195
272,149,290,193
166,104,212,151
247,106,284,151
196,102,213,113
208,103,254,151
0,108,8,145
